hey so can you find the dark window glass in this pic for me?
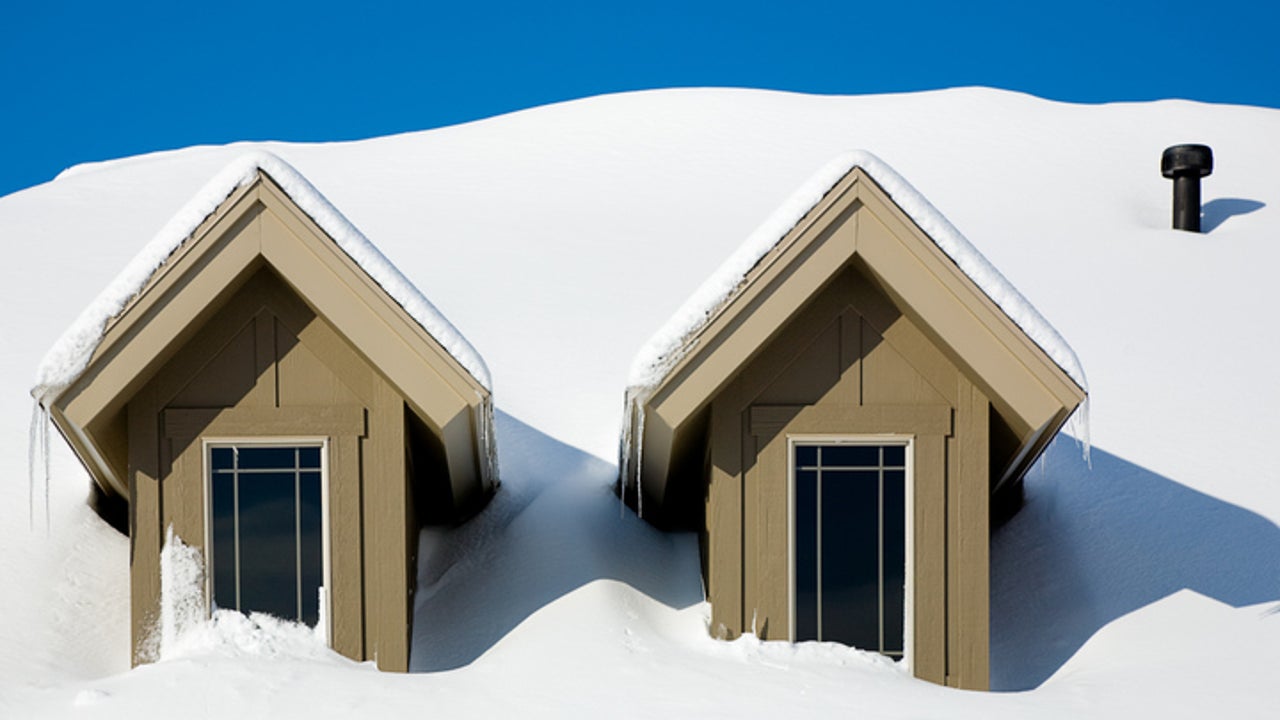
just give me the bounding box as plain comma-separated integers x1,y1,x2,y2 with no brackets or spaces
210,472,237,610
795,445,818,468
236,446,298,470
236,471,298,620
208,445,324,626
793,444,907,656
883,445,906,468
819,470,880,648
822,445,880,468
794,469,819,640
882,469,906,654
211,447,235,473
298,471,324,627
299,446,322,470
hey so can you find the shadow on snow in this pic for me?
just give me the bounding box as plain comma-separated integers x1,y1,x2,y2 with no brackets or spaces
1202,197,1265,233
408,409,702,672
409,414,1280,684
990,437,1280,690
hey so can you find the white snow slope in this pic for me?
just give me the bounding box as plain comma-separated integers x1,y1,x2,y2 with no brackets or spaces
1,88,1277,718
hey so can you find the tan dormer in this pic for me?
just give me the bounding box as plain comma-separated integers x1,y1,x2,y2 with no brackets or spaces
621,160,1086,690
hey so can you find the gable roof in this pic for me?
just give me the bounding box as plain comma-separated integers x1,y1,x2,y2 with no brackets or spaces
35,152,496,500
34,151,491,408
628,150,1087,394
623,152,1088,517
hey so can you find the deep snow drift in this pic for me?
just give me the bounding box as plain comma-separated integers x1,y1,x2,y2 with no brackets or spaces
1,87,1277,718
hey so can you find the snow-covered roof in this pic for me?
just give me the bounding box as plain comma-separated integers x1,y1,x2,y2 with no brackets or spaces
628,150,1088,397
32,151,492,407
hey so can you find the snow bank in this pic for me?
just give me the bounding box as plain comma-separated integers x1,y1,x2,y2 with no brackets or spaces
151,526,206,661
628,150,1088,395
31,150,492,407
150,527,334,664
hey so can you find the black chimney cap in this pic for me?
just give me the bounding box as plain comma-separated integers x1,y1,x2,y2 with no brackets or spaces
1162,144,1213,179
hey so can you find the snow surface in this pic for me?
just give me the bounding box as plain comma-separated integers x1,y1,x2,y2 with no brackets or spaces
31,150,492,407
1,87,1278,717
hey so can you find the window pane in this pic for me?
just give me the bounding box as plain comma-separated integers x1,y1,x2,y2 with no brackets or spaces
298,471,324,627
883,445,906,468
820,470,879,648
822,445,880,468
236,471,299,621
237,447,298,470
794,469,819,641
882,469,906,654
210,447,235,473
795,445,818,468
210,472,237,611
298,446,322,470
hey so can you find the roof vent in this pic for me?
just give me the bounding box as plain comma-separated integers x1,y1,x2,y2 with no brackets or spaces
1162,144,1213,232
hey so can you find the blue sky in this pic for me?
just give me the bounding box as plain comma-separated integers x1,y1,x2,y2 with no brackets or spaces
3,0,1276,198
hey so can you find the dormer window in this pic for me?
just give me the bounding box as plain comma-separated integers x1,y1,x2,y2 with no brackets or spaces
207,443,328,627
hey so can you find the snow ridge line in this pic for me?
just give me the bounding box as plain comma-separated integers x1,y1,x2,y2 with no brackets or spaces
627,149,1088,395
31,150,493,407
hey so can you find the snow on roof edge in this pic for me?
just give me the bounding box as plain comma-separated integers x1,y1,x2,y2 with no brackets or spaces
626,150,1088,396
32,150,493,407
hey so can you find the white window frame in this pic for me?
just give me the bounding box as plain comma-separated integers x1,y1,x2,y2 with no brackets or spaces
786,434,914,670
202,437,333,645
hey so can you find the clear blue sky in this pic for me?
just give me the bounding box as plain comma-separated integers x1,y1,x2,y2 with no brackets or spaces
3,0,1276,197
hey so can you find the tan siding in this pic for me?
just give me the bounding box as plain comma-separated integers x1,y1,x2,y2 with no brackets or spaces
912,433,947,685
860,318,949,405
167,321,258,408
162,433,204,558
365,374,409,671
702,261,980,684
755,318,842,406
126,386,161,664
329,432,365,660
276,318,362,408
707,397,743,638
947,379,990,689
128,267,415,671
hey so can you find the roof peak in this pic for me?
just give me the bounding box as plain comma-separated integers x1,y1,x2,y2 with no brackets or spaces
34,151,491,407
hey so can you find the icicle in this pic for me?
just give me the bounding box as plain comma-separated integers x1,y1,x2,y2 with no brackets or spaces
1068,395,1092,469
42,404,50,530
27,401,40,530
633,402,646,520
26,400,52,533
481,395,499,486
617,390,647,520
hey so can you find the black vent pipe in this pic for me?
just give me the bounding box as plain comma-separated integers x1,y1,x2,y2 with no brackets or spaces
1162,144,1213,232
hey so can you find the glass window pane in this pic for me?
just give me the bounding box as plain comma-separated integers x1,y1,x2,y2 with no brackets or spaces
883,445,906,468
882,469,906,654
822,445,880,468
210,472,237,611
236,471,299,621
298,471,324,627
237,446,298,470
298,446,322,470
795,445,818,468
794,469,819,641
210,447,235,473
820,470,880,649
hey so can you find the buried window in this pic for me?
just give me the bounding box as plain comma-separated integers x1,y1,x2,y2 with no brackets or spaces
793,441,907,658
207,443,325,627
